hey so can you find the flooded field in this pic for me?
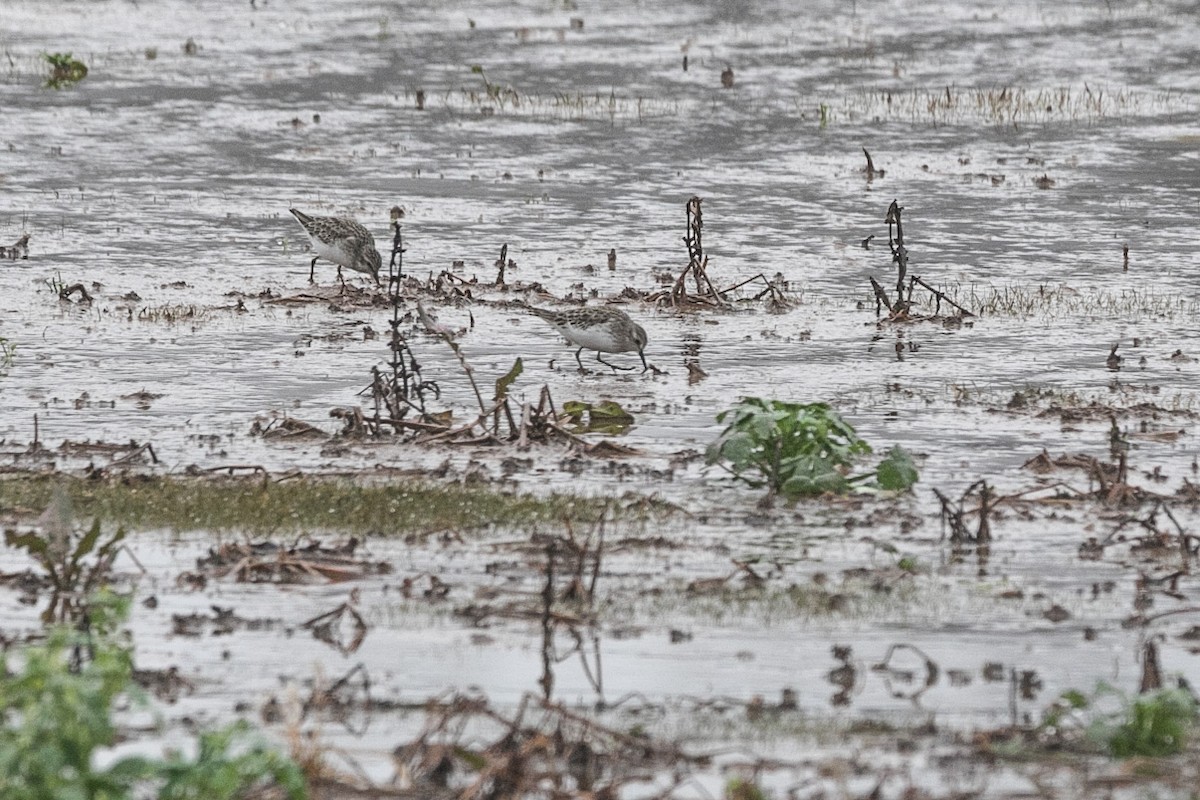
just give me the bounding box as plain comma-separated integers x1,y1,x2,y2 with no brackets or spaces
2,0,1200,797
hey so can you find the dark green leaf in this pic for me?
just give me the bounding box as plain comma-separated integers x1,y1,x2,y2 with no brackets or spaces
876,445,919,491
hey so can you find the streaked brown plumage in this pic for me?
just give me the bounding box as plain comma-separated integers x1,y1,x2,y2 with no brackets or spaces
525,304,648,371
289,208,382,286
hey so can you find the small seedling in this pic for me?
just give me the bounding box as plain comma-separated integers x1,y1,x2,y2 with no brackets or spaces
42,52,88,89
44,271,66,295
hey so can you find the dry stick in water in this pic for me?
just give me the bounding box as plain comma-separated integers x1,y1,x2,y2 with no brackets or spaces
1139,639,1163,693
869,275,895,314
886,199,909,310
908,275,975,317
669,196,727,307
539,539,556,700
719,272,790,305
933,479,993,544
862,147,885,180
494,242,508,286
372,217,437,434
875,199,975,318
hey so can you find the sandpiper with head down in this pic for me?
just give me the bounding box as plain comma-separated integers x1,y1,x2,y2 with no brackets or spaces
525,304,648,372
288,208,382,287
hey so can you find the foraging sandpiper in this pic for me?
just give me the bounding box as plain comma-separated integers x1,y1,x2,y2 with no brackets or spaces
288,208,382,287
525,304,648,372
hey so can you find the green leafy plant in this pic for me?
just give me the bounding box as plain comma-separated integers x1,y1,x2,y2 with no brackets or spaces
4,491,127,623
42,52,88,89
562,399,634,434
705,399,918,498
157,722,308,800
0,593,308,799
0,595,154,799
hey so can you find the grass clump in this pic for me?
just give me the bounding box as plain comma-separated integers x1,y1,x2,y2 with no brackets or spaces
0,593,307,799
1104,688,1196,758
1040,684,1198,758
0,473,604,535
706,399,918,499
726,777,768,800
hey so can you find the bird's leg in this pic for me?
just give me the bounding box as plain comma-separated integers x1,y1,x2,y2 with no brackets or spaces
309,257,319,284
574,347,586,372
596,352,634,372
337,266,348,295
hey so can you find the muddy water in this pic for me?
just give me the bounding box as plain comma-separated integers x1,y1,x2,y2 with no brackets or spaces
2,0,1200,790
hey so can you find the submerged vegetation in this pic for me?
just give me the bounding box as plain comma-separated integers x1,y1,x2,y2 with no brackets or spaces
0,474,607,534
834,84,1189,126
951,282,1200,319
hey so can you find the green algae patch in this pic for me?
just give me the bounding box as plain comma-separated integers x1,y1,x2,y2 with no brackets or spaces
0,473,599,535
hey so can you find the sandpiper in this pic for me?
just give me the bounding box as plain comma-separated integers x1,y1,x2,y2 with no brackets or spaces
525,304,648,372
288,208,382,287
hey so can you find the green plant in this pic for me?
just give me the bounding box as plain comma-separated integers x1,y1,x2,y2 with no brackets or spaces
0,336,13,371
705,399,918,498
0,595,154,799
1039,684,1197,758
157,722,308,800
42,52,88,89
726,777,768,800
4,491,127,623
0,593,307,799
44,272,66,295
1103,687,1196,758
562,399,634,434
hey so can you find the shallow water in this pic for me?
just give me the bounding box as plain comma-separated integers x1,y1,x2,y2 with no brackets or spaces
3,0,1200,793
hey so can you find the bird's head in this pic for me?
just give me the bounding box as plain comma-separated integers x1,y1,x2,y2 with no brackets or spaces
632,322,648,352
364,248,383,285
633,322,649,372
